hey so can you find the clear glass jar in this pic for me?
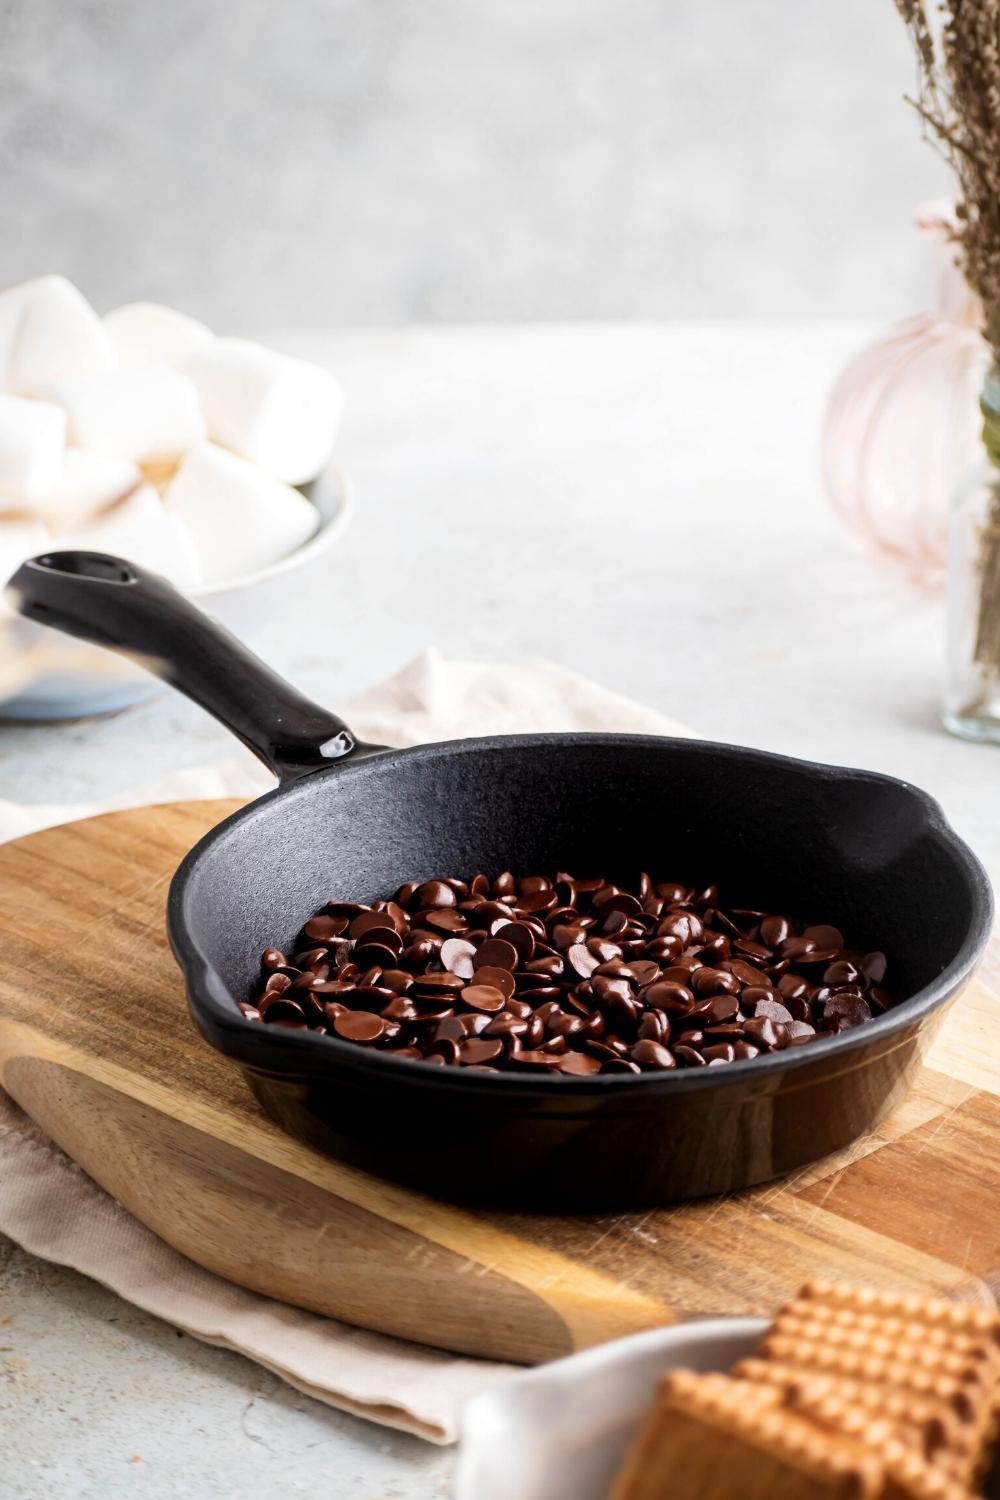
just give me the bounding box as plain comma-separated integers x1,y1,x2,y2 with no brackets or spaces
945,367,1000,741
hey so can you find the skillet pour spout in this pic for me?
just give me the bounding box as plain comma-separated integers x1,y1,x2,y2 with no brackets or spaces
8,550,993,1209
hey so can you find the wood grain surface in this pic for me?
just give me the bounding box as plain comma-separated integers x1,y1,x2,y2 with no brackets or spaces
1,802,998,1364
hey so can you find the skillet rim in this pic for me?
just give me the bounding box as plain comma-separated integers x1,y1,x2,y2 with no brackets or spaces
167,732,994,1097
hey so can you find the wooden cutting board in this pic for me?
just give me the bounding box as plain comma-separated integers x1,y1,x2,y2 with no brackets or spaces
1,801,999,1365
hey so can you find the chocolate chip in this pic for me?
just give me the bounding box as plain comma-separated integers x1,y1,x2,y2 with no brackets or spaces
381,995,418,1022
637,1011,669,1043
333,1010,385,1043
743,1016,780,1049
777,973,809,1001
702,1043,736,1064
804,924,844,951
691,967,739,998
474,938,519,972
734,938,772,962
673,1045,707,1067
383,901,408,933
822,991,873,1031
430,1015,465,1043
483,1012,529,1039
780,936,817,961
461,984,508,1014
428,1036,461,1064
823,959,859,986
658,911,702,945
263,972,293,995
645,980,694,1014
862,951,888,984
598,891,642,918
510,1049,563,1070
413,879,456,909
709,992,740,1023
565,943,600,979
349,911,395,941
258,993,306,1022
353,984,397,1007
472,964,516,999
674,998,719,1030
527,954,565,979
631,1039,676,1070
724,958,771,987
411,971,465,995
472,901,515,930
250,874,894,1074
303,916,347,943
741,985,777,1009
424,909,469,933
753,997,794,1025
440,937,477,978
457,1036,504,1065
352,942,400,971
759,915,791,948
592,973,636,1006
556,1051,603,1076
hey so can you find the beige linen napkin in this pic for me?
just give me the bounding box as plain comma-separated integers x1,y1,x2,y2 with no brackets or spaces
0,650,689,1443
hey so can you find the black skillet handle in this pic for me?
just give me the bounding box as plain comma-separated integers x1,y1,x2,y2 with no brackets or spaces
8,552,384,783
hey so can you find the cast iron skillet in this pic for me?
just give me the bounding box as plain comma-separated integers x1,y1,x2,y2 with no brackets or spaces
9,551,994,1210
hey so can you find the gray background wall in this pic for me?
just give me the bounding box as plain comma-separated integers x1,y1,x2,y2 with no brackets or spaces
0,0,950,332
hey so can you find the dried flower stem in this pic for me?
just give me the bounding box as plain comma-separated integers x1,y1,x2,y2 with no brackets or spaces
894,1,1000,354
895,0,1000,682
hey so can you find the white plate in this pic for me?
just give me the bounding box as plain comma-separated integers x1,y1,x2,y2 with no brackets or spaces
455,1318,766,1500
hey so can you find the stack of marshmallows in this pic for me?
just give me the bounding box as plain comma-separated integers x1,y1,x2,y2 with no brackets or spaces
0,275,343,600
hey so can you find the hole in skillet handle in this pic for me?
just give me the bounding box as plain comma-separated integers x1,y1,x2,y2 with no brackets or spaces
34,552,139,583
6,550,387,783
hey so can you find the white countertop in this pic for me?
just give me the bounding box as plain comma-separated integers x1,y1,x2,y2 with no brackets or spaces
2,323,996,1498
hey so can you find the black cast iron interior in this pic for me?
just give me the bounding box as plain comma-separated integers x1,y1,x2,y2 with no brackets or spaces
9,551,993,1209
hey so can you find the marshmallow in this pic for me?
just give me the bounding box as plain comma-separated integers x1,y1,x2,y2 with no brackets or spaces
104,301,214,369
45,365,205,465
0,394,67,511
60,483,202,589
0,275,114,395
183,339,342,485
39,447,144,532
163,440,318,585
0,517,50,617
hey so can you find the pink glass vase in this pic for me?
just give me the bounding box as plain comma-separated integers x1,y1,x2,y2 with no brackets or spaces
821,203,989,588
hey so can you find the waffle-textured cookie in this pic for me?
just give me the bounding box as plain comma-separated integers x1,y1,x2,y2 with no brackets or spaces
795,1282,1000,1349
758,1332,994,1401
772,1302,1000,1374
777,1297,999,1353
610,1370,883,1500
610,1284,999,1499
787,1384,990,1489
758,1283,999,1491
732,1359,984,1481
880,1442,983,1500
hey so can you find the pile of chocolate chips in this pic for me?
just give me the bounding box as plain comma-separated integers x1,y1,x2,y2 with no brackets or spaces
243,873,894,1075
